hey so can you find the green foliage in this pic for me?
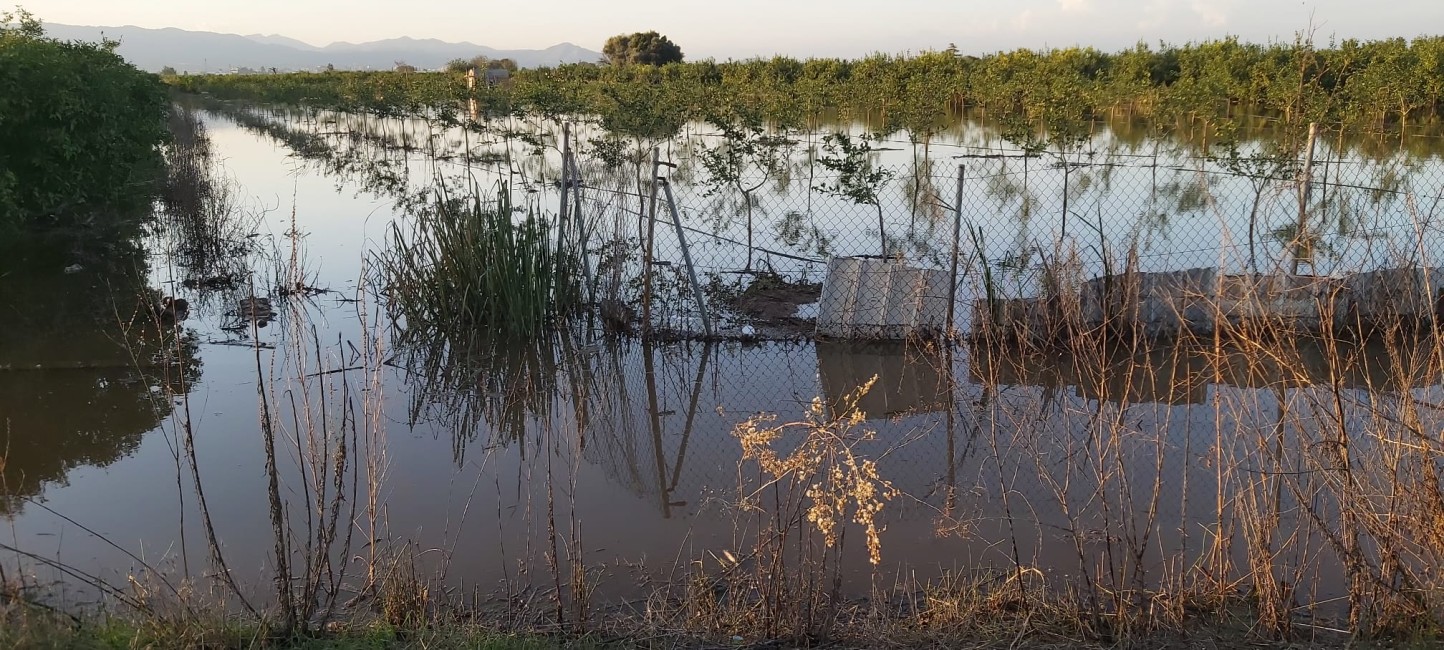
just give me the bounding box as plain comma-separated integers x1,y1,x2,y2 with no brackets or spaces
170,34,1444,151
0,8,170,231
602,31,684,66
170,69,475,117
816,132,894,255
595,79,688,140
446,55,518,74
698,106,794,268
698,110,792,196
815,132,893,208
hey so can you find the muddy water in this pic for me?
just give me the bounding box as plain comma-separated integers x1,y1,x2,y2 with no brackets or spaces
2,109,1442,615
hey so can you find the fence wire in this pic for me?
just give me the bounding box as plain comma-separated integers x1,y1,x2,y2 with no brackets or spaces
591,138,1444,342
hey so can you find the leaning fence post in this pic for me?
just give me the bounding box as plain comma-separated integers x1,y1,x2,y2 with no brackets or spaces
642,148,661,336
947,164,966,341
659,177,714,337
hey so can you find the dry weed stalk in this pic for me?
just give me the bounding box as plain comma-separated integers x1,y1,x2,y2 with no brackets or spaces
735,376,899,566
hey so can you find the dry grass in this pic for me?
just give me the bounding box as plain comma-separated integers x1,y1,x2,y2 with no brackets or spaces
958,240,1444,644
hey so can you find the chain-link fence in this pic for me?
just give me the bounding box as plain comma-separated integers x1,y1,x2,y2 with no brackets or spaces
199,103,1444,345
564,127,1444,345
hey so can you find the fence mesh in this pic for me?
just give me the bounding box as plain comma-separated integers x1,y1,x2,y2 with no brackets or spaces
595,132,1444,342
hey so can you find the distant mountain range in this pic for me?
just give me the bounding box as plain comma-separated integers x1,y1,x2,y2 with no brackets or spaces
43,23,603,73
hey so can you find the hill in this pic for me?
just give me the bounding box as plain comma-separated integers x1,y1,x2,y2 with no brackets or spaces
41,23,602,72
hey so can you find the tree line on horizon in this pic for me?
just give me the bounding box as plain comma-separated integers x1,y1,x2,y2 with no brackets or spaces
170,32,1444,147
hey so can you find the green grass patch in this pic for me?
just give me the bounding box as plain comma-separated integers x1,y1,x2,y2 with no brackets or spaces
380,182,585,343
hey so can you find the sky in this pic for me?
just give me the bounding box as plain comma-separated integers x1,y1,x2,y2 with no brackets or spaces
18,0,1444,58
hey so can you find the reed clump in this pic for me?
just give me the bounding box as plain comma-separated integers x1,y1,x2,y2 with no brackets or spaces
376,546,433,631
381,183,584,343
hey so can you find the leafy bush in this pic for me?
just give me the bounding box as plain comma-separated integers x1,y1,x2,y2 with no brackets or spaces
0,9,169,231
602,31,684,66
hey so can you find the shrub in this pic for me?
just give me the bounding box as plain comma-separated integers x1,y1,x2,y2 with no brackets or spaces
0,9,169,231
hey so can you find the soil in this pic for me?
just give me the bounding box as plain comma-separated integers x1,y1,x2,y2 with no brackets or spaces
731,274,822,323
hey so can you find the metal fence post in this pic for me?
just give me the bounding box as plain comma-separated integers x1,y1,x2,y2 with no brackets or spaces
1293,121,1318,276
642,148,661,336
947,164,966,341
660,177,713,337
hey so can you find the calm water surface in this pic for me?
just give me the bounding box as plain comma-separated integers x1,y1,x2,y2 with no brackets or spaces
3,108,1443,611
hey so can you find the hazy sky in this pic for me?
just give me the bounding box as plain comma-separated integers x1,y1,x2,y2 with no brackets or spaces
20,0,1444,58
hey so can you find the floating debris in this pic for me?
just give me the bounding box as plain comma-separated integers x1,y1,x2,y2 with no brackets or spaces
224,295,276,331
276,281,332,298
181,272,242,291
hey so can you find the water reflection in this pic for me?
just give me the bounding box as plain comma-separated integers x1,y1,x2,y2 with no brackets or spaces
817,340,950,418
10,104,1444,624
0,236,197,514
193,99,1444,344
972,337,1444,406
397,330,581,461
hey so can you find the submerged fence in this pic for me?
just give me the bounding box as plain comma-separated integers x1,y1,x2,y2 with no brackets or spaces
202,102,1444,342
558,124,1444,342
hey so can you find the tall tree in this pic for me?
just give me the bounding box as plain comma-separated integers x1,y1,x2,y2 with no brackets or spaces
602,31,684,66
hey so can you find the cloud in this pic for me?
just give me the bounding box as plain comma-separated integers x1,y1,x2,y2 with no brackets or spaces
1012,9,1036,31
1058,0,1093,13
1190,0,1233,26
1136,0,1171,30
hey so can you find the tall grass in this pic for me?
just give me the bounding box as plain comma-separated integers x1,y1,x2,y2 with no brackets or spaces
381,182,584,343
954,203,1444,642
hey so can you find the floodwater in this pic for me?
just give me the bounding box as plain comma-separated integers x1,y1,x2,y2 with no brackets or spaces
3,106,1444,616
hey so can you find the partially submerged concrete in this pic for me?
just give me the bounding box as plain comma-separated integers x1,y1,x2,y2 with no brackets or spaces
817,257,950,340
971,266,1444,343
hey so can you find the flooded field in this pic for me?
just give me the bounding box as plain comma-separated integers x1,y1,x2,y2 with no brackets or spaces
5,104,1444,633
